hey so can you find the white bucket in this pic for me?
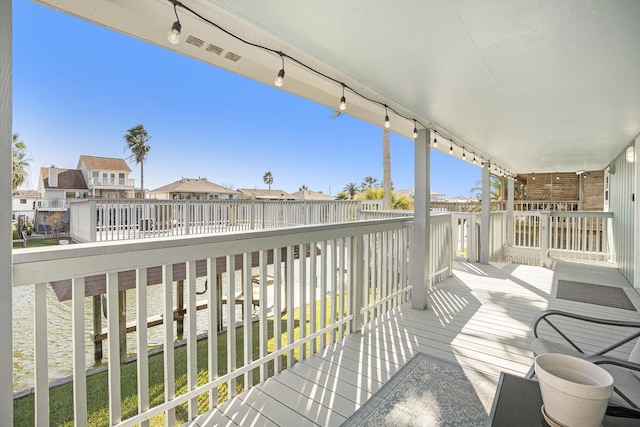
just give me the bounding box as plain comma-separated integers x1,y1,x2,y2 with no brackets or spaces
535,353,613,427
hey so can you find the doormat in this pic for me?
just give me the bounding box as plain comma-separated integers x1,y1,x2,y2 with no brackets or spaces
557,280,636,310
340,352,496,426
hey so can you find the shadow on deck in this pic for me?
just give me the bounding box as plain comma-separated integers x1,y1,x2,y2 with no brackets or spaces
188,259,640,426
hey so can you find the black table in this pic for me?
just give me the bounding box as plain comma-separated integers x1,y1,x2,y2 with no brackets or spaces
488,372,640,426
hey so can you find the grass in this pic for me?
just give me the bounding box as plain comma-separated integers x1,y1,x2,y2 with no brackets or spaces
14,296,346,426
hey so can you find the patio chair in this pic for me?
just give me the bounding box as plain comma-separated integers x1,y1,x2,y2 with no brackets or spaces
527,309,640,412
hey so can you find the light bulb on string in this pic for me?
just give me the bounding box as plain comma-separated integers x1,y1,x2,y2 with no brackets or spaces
339,85,347,111
433,132,438,148
275,53,285,87
473,154,477,164
384,105,390,129
449,140,453,155
462,147,466,160
167,1,182,44
412,120,418,139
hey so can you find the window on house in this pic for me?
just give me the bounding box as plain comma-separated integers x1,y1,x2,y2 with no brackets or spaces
20,199,27,204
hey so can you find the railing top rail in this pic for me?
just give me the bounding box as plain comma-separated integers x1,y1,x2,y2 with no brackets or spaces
13,217,413,286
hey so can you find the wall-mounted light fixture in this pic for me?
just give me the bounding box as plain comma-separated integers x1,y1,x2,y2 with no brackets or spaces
626,145,635,163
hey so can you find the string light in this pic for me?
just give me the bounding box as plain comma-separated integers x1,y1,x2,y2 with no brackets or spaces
462,147,466,160
473,154,477,164
167,1,182,44
339,84,347,111
274,52,285,87
164,0,508,174
384,105,390,129
532,173,536,180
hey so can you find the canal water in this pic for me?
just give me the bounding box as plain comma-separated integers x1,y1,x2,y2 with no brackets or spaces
12,258,325,393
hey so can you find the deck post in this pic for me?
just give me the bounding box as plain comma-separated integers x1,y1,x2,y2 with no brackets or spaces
119,290,127,362
93,295,103,362
351,227,364,332
480,164,491,263
635,137,640,288
507,178,514,247
411,129,431,310
0,0,12,421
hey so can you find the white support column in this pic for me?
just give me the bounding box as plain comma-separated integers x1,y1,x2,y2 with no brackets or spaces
0,0,12,422
507,178,514,246
411,129,431,310
634,137,640,288
480,165,491,263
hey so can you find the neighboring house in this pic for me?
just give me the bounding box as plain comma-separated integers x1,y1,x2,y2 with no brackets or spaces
292,189,335,201
238,188,297,200
37,166,89,211
78,155,134,198
149,178,240,200
12,190,38,221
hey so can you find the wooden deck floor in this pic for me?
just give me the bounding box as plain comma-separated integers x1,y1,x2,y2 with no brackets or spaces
188,259,640,427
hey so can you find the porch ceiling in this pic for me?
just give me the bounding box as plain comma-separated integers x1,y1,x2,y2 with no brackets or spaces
35,0,640,174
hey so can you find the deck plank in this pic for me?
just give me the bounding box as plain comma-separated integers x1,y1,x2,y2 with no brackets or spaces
193,259,640,426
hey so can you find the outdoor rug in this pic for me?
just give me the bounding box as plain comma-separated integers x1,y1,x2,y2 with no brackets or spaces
557,280,636,310
341,352,497,427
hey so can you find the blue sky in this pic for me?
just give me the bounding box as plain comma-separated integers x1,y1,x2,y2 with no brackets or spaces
12,0,480,197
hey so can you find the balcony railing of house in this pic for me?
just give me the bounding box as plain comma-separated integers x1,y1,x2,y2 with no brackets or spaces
89,177,135,187
69,199,384,243
507,211,613,264
35,198,67,210
12,216,455,426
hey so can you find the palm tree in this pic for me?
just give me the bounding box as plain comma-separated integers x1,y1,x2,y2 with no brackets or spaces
299,184,309,191
470,176,503,202
12,133,31,194
123,124,151,198
263,171,274,190
361,176,377,191
343,182,359,200
382,128,392,210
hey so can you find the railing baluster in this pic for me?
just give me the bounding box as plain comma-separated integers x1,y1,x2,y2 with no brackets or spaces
72,278,87,426
330,239,337,344
259,250,268,381
34,282,49,427
309,242,318,354
162,265,175,425
186,260,198,419
273,247,283,373
242,253,253,390
136,268,149,427
207,258,219,410
320,240,328,350
226,255,237,397
106,272,121,424
299,243,307,359
286,245,295,367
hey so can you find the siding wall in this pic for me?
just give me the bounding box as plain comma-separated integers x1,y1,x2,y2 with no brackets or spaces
608,147,635,284
582,170,605,211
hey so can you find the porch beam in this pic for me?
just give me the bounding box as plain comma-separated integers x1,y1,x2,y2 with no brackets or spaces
411,129,431,310
0,0,12,422
480,164,491,263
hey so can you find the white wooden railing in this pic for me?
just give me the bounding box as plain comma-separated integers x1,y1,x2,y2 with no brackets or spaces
13,216,455,426
69,199,384,243
508,211,613,264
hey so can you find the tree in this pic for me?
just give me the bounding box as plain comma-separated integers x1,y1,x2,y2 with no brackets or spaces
12,133,31,194
123,124,151,197
356,187,414,210
382,128,392,210
334,192,349,200
263,171,274,190
343,182,359,200
470,176,503,202
299,184,309,191
361,176,377,191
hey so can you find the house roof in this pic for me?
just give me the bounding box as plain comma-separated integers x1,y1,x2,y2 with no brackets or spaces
41,167,88,190
238,188,296,200
150,178,239,194
13,190,39,199
78,155,131,172
292,189,335,201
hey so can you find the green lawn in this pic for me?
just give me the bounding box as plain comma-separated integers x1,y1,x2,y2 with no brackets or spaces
14,296,344,426
13,237,68,249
